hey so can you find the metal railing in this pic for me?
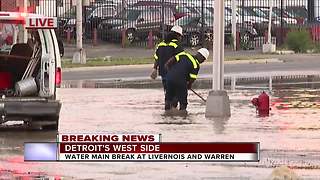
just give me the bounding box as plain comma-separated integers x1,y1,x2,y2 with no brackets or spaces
225,71,320,91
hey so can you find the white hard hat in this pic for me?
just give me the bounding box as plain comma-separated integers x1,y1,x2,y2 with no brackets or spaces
197,48,210,60
171,25,183,35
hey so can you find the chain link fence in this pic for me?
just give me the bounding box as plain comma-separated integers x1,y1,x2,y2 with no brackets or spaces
26,0,320,49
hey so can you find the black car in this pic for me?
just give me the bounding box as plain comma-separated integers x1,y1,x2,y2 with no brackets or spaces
285,6,307,24
58,4,117,39
175,15,258,47
58,6,95,33
132,1,194,20
99,6,175,43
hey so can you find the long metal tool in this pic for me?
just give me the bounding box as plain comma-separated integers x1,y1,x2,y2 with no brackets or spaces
22,43,41,80
190,88,206,103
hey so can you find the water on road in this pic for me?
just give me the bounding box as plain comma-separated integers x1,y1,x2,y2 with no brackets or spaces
0,88,319,179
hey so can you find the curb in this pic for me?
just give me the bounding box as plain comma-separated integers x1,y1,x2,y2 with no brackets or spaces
224,58,282,64
275,50,295,55
63,64,153,72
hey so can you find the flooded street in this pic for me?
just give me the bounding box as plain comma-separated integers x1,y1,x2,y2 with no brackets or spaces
1,88,320,179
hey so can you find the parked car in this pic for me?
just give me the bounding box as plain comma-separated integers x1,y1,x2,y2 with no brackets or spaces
174,15,257,47
243,7,278,35
208,6,269,36
258,7,298,25
85,5,118,37
226,6,270,36
175,4,201,18
206,5,268,24
99,6,175,43
193,6,213,17
244,6,297,36
245,6,299,35
58,6,94,29
58,6,95,37
174,16,212,47
181,3,213,18
132,1,192,20
59,3,119,38
285,6,307,24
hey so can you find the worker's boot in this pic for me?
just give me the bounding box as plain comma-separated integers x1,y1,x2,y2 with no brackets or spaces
179,104,188,115
172,97,178,109
165,101,171,111
179,104,187,111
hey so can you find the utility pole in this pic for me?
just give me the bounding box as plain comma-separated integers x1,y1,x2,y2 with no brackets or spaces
213,0,224,91
72,0,86,64
314,0,319,21
205,0,231,117
268,2,273,44
231,0,237,51
262,0,276,53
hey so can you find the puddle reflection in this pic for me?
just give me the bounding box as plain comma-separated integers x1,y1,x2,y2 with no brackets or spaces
206,117,230,134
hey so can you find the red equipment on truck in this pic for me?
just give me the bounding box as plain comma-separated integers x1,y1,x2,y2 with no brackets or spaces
0,72,12,89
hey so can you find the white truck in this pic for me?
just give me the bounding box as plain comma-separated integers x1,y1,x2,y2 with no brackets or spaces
0,12,62,130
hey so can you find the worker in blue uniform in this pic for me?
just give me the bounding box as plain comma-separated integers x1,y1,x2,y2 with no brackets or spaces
150,25,184,108
164,48,209,111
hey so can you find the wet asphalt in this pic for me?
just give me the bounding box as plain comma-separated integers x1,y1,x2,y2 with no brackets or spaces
0,88,319,179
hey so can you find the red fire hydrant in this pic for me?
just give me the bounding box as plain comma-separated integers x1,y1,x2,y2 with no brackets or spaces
251,91,270,116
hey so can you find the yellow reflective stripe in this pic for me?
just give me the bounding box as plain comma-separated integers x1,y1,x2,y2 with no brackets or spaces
168,42,178,48
175,54,180,61
175,51,185,62
175,52,199,68
157,40,178,48
190,73,197,79
158,42,167,47
185,53,198,69
154,54,158,60
176,52,185,58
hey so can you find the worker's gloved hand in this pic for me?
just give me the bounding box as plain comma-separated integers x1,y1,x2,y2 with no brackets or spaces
187,81,192,89
150,68,158,80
